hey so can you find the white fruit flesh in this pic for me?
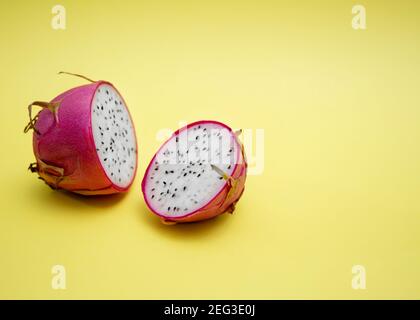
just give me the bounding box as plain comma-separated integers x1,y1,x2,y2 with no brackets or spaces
91,84,137,188
144,122,240,217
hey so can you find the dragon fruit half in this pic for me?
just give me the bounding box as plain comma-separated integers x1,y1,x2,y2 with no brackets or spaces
24,72,138,195
142,120,247,223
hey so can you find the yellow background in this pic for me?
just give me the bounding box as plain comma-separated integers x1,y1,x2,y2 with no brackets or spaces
0,0,419,299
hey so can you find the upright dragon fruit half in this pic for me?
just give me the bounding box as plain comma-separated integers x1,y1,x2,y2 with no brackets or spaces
142,120,247,223
24,72,138,195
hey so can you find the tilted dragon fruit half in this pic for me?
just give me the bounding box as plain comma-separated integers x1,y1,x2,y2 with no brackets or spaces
142,120,247,223
24,72,138,195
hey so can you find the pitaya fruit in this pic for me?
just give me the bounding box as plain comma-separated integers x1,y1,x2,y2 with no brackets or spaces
142,120,247,224
24,72,138,195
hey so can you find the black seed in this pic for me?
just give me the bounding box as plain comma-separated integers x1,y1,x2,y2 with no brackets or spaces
151,195,155,199
183,173,187,177
104,158,107,161
168,207,171,211
172,194,175,198
183,186,186,191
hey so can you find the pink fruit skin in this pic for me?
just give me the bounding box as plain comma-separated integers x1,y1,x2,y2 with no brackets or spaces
32,81,137,195
141,120,247,223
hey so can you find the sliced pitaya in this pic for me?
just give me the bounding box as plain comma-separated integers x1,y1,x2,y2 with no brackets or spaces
142,120,247,223
24,72,138,195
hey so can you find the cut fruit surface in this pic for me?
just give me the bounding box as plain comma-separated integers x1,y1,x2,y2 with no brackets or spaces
142,120,247,223
91,84,137,188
